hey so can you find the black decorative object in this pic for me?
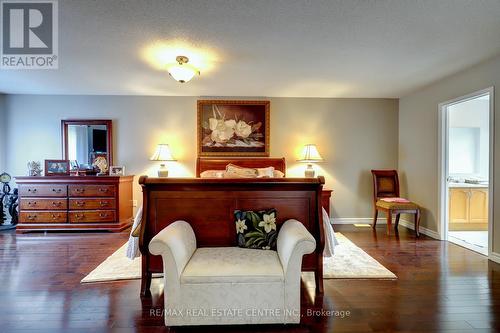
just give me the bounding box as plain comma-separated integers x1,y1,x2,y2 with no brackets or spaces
0,172,18,231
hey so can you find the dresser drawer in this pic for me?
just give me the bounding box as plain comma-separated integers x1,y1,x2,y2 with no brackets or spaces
69,198,116,210
69,210,116,223
20,198,67,210
19,211,67,223
68,185,116,197
19,184,67,197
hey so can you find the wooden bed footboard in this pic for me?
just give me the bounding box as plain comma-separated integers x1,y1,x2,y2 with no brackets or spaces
138,176,325,296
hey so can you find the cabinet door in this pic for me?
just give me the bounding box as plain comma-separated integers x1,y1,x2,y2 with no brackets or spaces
469,189,488,224
449,189,469,223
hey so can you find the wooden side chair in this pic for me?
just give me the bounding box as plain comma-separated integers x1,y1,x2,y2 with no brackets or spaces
371,170,420,237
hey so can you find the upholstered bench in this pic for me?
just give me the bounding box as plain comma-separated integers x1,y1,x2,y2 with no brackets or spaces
149,219,316,326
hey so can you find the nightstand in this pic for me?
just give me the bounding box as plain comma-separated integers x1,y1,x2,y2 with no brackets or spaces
322,189,333,216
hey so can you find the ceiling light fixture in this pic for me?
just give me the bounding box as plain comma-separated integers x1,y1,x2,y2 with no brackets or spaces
167,55,200,83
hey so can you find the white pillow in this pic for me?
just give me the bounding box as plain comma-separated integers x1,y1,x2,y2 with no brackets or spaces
256,167,275,178
273,170,285,178
225,164,258,178
224,171,250,178
200,170,225,178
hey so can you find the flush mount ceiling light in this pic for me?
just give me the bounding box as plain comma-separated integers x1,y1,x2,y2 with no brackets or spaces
167,55,200,83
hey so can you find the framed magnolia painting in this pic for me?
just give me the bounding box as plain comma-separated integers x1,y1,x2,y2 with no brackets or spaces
197,100,270,156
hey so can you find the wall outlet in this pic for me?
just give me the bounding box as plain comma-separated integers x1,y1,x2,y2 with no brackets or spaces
132,200,138,207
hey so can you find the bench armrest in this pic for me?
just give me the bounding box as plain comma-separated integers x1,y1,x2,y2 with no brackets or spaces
149,220,197,280
277,219,316,278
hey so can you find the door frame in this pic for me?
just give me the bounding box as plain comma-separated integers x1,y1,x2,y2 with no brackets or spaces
438,87,494,255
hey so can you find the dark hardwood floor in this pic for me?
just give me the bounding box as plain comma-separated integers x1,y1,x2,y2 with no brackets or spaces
1,225,499,333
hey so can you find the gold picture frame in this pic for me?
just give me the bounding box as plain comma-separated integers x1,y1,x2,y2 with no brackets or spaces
197,100,270,157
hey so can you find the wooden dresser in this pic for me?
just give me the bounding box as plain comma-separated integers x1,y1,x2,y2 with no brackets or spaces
16,176,134,232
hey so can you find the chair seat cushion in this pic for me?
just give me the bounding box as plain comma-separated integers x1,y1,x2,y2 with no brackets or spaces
181,247,284,284
376,199,419,210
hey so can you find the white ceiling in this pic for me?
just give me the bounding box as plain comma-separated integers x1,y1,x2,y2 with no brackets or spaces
1,0,500,98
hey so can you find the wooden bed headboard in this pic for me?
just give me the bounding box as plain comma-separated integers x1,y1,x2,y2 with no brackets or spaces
196,157,286,177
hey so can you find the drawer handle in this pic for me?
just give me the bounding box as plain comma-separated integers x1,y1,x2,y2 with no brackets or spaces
75,188,85,193
99,201,109,206
98,188,109,193
75,214,84,219
27,215,37,220
28,201,37,206
52,188,62,193
51,214,61,220
52,201,62,207
99,213,108,218
76,201,85,207
28,188,37,193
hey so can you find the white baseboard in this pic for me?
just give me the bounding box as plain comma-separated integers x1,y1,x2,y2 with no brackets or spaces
331,217,384,225
399,219,440,240
489,251,500,264
331,217,440,240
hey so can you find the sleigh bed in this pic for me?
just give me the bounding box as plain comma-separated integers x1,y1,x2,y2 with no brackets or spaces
138,157,326,296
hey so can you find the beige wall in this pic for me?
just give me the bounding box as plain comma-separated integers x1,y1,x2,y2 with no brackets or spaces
399,54,500,254
270,98,398,219
4,95,398,219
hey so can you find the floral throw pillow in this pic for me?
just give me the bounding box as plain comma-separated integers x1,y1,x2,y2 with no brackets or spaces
234,209,278,250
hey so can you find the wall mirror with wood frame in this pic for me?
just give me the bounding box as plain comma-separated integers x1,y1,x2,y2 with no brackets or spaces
61,120,113,171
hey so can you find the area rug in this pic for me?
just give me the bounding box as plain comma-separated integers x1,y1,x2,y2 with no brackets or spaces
322,233,396,279
81,233,396,283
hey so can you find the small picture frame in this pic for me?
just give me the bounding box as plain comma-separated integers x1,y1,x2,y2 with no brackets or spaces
44,160,70,176
109,165,125,176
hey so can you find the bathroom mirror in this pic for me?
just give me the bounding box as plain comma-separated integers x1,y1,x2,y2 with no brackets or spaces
449,127,480,175
61,120,113,169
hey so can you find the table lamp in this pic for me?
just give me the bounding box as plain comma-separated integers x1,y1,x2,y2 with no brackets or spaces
150,144,177,177
298,144,323,177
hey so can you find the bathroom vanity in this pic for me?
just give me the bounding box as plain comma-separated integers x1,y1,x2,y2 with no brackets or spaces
449,183,488,231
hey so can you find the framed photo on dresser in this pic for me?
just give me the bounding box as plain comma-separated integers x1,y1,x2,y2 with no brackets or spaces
109,166,125,176
197,100,270,156
44,160,70,176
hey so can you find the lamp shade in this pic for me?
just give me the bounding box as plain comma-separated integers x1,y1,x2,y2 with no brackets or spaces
298,144,323,163
167,64,199,83
167,56,200,83
150,144,176,161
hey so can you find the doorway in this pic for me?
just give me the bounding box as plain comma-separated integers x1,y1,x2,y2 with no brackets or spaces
438,88,494,256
